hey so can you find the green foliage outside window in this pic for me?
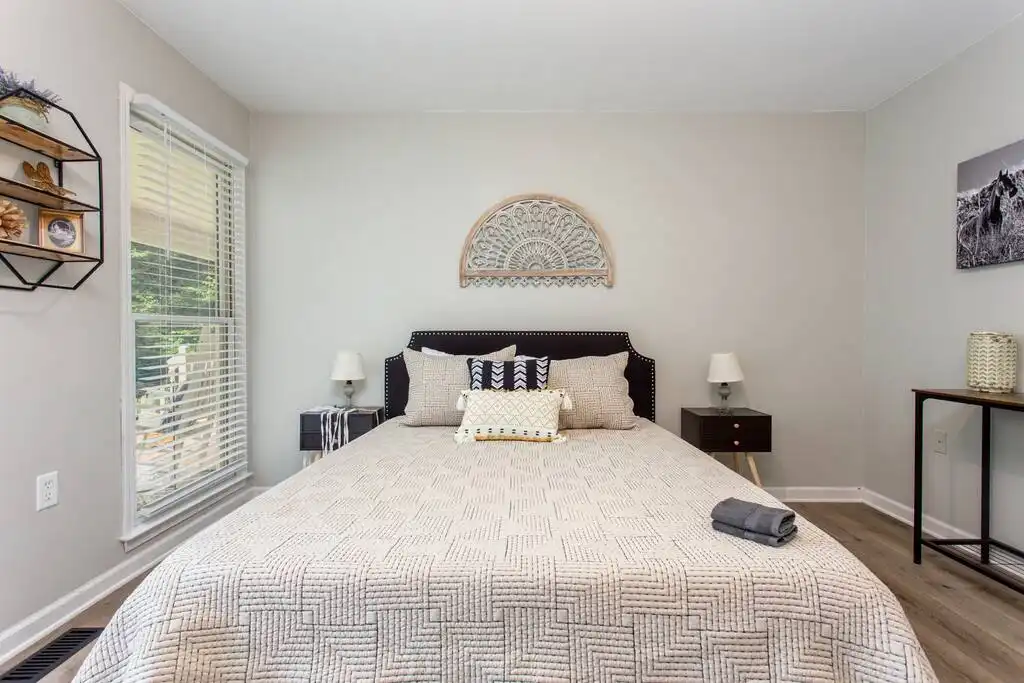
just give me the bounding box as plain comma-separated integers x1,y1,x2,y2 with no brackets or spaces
131,242,218,389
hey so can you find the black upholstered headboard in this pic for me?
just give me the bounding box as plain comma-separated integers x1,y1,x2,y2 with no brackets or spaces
383,331,655,421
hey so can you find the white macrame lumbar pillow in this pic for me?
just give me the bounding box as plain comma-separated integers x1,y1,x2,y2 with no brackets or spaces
454,389,572,443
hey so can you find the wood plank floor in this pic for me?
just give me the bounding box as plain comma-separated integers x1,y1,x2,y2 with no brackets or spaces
5,504,1024,681
792,503,1024,682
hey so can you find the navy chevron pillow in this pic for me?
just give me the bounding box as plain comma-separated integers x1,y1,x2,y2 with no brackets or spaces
468,357,550,390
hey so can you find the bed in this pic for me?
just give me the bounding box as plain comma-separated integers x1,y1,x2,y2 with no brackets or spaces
76,331,935,682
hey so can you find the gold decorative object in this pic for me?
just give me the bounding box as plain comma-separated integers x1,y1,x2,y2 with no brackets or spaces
0,199,26,240
21,160,75,197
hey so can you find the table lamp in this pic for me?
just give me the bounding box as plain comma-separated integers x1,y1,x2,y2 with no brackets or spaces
708,352,744,414
331,350,365,408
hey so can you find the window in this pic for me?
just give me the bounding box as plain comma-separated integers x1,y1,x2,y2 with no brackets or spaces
121,89,249,543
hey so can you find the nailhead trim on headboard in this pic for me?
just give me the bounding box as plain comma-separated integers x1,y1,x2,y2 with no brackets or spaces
383,331,655,421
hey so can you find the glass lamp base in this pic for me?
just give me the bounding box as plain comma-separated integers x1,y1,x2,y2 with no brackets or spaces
717,382,732,414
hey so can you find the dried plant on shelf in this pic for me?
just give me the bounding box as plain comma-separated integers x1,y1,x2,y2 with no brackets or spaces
22,161,75,197
0,199,27,240
0,67,60,122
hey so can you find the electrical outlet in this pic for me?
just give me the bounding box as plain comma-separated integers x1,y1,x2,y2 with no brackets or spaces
933,430,947,455
36,471,58,511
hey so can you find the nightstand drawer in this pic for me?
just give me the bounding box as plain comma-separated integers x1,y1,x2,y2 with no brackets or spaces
701,416,771,452
299,430,326,451
300,411,340,452
680,408,772,453
299,407,384,452
346,411,381,441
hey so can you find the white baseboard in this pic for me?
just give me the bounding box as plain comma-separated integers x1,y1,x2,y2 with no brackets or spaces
765,486,863,503
861,489,973,540
0,486,260,669
765,487,971,540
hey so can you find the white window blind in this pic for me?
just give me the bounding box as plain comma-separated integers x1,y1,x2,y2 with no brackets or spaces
125,98,248,532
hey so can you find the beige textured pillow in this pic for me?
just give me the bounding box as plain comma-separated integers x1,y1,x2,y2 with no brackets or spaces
402,346,516,426
548,351,636,429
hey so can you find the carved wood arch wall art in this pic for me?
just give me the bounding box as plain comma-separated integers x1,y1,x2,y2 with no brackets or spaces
459,194,613,287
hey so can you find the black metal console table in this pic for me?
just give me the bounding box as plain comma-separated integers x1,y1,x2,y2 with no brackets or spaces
913,388,1024,593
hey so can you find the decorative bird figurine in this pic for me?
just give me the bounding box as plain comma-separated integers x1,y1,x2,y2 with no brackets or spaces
0,199,27,240
21,161,75,197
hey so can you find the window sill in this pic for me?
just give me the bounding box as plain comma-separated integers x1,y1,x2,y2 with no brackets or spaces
120,473,252,552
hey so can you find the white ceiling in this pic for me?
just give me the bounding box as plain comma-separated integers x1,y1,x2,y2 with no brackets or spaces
120,0,1024,113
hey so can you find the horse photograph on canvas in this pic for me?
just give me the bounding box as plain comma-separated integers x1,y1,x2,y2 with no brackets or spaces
957,138,1024,269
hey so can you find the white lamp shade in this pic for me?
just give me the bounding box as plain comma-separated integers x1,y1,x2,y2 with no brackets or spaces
331,351,365,381
708,352,744,384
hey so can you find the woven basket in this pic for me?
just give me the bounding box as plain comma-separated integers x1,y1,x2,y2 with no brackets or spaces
967,331,1018,393
0,97,48,127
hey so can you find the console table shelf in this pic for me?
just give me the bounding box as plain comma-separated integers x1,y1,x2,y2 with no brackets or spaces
913,388,1024,593
0,89,104,292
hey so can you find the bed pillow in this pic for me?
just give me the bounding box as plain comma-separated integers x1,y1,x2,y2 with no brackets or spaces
454,389,569,443
424,346,537,361
548,351,636,429
403,345,516,426
468,357,550,390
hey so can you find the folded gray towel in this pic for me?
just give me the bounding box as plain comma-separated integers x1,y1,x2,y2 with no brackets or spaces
711,497,796,537
712,520,797,547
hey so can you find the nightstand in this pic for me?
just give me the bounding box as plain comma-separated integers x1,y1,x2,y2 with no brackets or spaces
299,406,384,466
680,407,772,486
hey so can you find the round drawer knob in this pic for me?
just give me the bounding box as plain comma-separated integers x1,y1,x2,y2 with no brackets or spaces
734,440,740,446
733,423,740,429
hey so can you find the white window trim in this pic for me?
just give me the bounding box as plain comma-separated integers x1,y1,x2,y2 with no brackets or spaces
118,82,250,550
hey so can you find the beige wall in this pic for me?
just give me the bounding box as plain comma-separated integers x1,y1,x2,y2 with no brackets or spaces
0,0,249,632
864,16,1024,544
249,112,867,488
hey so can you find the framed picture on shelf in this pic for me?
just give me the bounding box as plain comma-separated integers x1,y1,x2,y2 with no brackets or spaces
37,209,83,253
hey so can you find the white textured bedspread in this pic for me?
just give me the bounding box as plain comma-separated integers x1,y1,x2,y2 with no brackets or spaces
76,419,935,682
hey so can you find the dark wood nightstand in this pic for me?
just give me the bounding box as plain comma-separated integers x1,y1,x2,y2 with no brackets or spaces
299,406,384,466
680,407,772,486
